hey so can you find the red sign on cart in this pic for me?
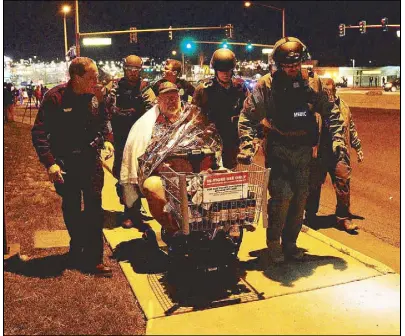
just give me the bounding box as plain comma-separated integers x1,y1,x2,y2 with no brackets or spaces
202,171,249,202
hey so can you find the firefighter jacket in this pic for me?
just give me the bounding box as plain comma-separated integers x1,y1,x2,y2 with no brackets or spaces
192,76,248,154
31,81,112,169
152,77,195,103
238,69,329,155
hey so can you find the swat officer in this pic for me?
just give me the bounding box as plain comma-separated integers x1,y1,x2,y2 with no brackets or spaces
193,48,248,169
306,78,364,232
152,59,195,103
105,55,156,228
238,37,329,263
32,57,114,276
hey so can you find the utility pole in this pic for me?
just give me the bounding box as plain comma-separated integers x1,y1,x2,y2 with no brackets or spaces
75,0,80,57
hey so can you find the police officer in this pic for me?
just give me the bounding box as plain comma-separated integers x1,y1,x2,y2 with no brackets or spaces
105,55,156,228
306,78,364,232
32,57,114,276
238,37,329,263
152,59,195,103
193,48,248,169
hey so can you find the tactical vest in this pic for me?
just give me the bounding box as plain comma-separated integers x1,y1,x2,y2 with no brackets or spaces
267,69,321,146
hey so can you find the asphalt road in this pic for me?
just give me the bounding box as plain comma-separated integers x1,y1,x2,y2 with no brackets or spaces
307,106,400,273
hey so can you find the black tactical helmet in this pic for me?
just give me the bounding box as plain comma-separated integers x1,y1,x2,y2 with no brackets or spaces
210,48,236,71
271,37,309,64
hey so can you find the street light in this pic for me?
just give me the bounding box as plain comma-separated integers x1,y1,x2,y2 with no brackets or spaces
172,50,177,56
62,5,71,60
351,59,355,88
244,1,285,37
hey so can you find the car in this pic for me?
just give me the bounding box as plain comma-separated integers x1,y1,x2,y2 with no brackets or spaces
383,78,400,92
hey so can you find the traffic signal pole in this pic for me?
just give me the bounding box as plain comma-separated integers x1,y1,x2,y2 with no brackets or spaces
194,41,274,48
75,0,80,56
78,25,230,37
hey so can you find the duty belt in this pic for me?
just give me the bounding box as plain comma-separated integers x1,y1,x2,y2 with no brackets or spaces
113,107,135,117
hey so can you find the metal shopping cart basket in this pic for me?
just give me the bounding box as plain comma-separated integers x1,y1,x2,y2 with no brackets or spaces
160,162,270,239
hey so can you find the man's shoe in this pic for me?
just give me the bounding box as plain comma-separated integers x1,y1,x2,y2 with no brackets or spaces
283,243,305,261
83,264,113,278
337,217,358,232
267,240,285,263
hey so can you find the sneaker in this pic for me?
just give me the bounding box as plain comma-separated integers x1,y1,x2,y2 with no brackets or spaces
337,217,358,232
267,240,285,263
283,243,305,261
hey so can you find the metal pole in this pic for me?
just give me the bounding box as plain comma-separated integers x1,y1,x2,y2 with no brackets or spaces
75,0,80,57
63,13,68,56
79,25,229,37
182,53,185,77
282,8,286,37
352,59,355,88
63,13,69,72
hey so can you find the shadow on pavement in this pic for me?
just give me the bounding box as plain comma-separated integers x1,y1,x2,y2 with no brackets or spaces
111,238,169,274
243,248,348,287
4,253,67,278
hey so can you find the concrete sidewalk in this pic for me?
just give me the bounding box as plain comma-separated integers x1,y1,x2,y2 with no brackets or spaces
101,162,400,335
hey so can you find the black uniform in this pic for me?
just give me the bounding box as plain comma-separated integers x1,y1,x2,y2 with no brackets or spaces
106,77,155,179
152,77,195,103
31,81,111,266
193,77,248,169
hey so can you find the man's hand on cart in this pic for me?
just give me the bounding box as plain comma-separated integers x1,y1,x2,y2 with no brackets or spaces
200,167,231,174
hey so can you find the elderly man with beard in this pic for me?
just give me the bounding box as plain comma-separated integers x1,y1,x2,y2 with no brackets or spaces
120,81,223,245
120,82,188,243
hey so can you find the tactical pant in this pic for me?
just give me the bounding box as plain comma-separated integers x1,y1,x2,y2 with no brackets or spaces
266,144,312,245
306,148,351,218
55,156,104,266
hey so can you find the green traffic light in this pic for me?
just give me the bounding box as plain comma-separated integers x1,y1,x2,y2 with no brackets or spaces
222,43,228,49
247,44,253,51
181,38,196,54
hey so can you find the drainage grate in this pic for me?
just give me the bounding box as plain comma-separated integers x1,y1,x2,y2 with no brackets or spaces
148,272,264,315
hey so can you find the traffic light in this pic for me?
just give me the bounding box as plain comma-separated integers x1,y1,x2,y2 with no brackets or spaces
381,17,388,31
246,43,253,51
222,42,229,49
225,24,234,39
169,26,173,40
181,39,196,55
129,27,138,43
359,20,366,34
338,23,346,37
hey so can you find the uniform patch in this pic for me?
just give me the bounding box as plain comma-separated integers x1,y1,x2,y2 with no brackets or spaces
91,96,99,109
294,111,307,117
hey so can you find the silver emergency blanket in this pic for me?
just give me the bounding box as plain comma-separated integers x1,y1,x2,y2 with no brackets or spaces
137,103,223,188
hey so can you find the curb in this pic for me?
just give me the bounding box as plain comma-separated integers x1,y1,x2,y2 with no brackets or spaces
301,225,396,275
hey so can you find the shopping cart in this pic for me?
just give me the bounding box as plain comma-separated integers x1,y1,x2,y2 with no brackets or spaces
158,161,270,283
160,162,270,238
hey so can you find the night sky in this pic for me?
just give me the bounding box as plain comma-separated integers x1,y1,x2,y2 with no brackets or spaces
3,1,401,66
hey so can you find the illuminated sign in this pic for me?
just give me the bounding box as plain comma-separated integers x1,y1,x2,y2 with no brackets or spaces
83,38,112,46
